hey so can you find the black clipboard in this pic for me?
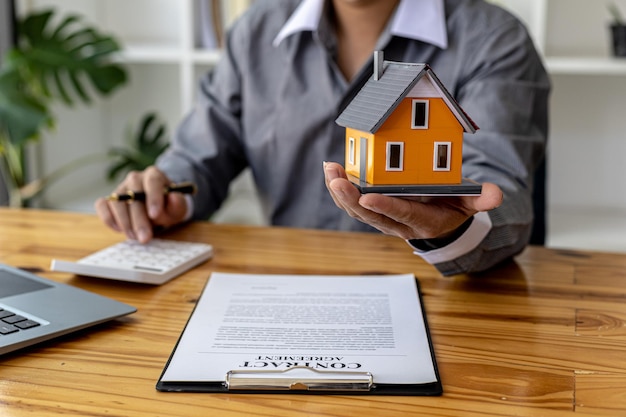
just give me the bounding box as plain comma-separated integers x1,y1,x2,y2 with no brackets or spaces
156,274,442,395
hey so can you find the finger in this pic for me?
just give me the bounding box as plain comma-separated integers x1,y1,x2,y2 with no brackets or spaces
324,161,372,218
124,168,171,243
323,162,404,229
108,171,147,241
327,175,366,219
332,178,409,235
127,200,154,243
466,182,503,212
355,193,418,237
110,200,136,241
143,166,170,219
94,197,121,232
142,167,189,227
323,161,349,209
157,192,189,227
323,162,415,236
323,161,347,183
359,192,452,233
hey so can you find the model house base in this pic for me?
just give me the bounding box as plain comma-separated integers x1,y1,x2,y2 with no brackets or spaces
348,175,482,196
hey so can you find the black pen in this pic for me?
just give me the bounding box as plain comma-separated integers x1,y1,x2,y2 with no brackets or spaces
105,182,197,202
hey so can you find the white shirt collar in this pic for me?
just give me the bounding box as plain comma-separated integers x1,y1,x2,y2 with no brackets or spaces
273,0,448,49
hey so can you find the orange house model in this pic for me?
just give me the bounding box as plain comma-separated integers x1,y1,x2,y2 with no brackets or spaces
335,51,481,195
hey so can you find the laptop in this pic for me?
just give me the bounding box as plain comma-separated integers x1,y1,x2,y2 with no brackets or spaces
1,263,136,356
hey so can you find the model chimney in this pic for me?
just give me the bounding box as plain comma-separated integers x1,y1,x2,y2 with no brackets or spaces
373,50,384,80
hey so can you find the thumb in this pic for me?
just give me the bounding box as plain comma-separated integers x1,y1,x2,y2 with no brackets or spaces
472,182,503,212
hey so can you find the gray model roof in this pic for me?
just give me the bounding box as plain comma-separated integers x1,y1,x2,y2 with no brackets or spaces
335,61,478,134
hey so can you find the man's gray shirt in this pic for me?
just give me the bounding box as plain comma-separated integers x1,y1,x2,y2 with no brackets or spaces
156,0,550,275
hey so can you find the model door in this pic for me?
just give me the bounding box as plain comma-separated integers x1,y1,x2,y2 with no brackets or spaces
360,137,368,181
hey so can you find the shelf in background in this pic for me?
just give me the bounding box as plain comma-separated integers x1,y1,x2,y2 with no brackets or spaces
120,44,221,65
545,56,626,75
190,49,222,65
120,44,182,63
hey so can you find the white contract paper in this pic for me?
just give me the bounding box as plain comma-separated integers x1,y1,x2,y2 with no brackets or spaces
160,272,437,385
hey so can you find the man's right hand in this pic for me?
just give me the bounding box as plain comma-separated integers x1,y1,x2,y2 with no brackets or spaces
94,166,189,243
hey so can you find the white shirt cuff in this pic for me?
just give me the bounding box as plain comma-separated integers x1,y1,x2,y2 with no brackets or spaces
409,211,492,264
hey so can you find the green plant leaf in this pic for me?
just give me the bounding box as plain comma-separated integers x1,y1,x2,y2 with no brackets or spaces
106,112,170,181
0,68,51,147
15,10,128,106
106,159,135,182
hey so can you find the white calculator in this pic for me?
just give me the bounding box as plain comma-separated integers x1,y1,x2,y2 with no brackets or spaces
51,239,213,285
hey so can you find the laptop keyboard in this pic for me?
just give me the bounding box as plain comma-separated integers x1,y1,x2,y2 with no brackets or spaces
0,307,41,335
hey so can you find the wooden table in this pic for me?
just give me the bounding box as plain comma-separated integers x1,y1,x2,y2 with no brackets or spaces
1,208,625,416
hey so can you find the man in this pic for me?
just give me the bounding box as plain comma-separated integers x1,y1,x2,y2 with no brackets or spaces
95,0,550,276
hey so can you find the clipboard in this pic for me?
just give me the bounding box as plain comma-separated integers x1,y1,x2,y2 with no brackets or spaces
157,367,442,395
156,273,442,395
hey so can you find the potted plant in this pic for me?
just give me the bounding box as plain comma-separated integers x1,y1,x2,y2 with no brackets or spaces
0,8,127,207
608,2,626,57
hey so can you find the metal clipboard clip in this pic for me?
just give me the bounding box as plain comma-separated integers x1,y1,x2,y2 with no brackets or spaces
225,365,374,391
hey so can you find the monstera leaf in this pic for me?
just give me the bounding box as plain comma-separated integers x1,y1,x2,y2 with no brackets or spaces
0,68,50,147
0,8,127,198
0,10,127,148
107,112,170,181
16,10,126,104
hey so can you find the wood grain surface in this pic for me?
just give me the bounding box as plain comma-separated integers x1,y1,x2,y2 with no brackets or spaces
1,208,625,416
